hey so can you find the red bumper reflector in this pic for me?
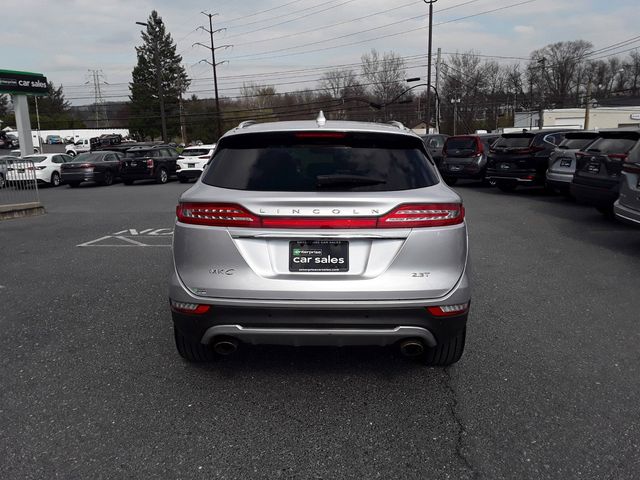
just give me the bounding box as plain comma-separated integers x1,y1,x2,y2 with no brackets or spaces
427,302,470,317
170,300,210,315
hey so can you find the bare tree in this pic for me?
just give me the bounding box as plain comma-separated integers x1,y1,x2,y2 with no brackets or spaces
360,49,406,105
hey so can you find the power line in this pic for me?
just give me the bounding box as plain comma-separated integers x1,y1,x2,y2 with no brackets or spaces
221,0,308,24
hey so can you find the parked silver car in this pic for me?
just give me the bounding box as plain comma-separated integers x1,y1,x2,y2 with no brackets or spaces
170,116,470,365
614,143,640,226
546,131,600,194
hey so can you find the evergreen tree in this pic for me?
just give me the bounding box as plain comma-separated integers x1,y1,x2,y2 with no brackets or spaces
27,82,80,129
129,10,190,140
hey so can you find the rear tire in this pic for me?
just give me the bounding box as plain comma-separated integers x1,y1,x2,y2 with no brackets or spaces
420,327,466,366
444,177,458,186
68,181,81,188
174,326,217,362
100,170,114,186
156,167,169,184
497,181,517,192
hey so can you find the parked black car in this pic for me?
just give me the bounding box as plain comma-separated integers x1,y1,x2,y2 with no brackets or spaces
60,151,124,187
570,129,640,216
420,134,448,170
440,133,499,184
120,145,180,185
485,129,569,192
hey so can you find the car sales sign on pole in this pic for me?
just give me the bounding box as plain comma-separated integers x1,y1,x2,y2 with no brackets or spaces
0,69,48,96
0,69,48,156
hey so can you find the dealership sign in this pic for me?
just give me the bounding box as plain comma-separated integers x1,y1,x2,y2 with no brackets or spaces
0,69,48,95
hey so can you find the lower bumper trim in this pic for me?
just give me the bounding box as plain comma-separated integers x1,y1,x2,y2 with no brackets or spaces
201,324,437,347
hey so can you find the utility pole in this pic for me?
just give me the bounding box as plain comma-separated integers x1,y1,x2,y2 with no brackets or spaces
451,97,461,135
195,13,231,139
584,80,592,130
178,78,186,144
424,0,438,134
435,47,441,133
538,57,546,130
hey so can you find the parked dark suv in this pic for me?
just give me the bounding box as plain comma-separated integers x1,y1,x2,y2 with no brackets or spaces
440,134,499,185
571,129,640,216
120,145,179,185
486,129,569,192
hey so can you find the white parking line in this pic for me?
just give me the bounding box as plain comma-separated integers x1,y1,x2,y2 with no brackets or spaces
77,228,174,247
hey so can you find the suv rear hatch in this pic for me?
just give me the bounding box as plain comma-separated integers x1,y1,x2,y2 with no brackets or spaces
548,132,599,175
573,131,640,189
442,136,482,173
488,133,540,173
123,149,155,174
173,130,467,302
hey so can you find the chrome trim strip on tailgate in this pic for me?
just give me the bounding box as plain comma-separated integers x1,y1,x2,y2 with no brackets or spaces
201,325,437,347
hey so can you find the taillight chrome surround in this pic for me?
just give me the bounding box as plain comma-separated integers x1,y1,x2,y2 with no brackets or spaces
176,203,464,229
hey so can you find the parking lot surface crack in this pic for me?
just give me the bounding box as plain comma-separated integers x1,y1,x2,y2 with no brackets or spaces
444,367,479,479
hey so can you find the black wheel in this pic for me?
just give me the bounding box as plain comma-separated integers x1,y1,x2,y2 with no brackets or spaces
68,181,81,188
174,326,217,362
50,172,61,187
156,167,169,184
596,206,615,218
100,170,114,186
420,327,466,366
444,177,458,186
497,181,517,192
0,173,5,189
66,151,76,157
178,177,189,183
123,179,134,185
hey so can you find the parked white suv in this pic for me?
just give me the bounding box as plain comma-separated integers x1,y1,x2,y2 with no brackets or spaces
176,144,216,183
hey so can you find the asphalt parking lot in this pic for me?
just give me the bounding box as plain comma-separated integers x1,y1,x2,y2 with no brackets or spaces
1,179,640,479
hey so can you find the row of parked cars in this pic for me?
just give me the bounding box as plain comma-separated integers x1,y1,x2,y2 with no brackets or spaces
422,128,640,226
0,143,216,189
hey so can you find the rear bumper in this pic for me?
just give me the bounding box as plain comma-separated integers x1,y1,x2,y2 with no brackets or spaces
485,168,540,183
442,164,484,180
614,200,640,226
61,171,101,183
172,306,468,347
570,181,619,208
177,169,203,179
546,170,573,186
121,172,154,181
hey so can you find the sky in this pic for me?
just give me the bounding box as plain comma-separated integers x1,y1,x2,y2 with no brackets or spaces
2,0,639,105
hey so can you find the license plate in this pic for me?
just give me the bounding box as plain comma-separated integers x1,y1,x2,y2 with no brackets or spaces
450,165,462,171
587,163,600,174
560,159,572,167
500,163,511,169
131,161,137,167
289,240,349,272
188,163,196,168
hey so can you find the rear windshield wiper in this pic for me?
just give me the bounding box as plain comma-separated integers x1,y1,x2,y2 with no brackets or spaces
316,174,386,188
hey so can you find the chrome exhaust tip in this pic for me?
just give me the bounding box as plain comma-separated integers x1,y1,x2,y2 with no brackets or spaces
213,338,238,356
399,339,425,357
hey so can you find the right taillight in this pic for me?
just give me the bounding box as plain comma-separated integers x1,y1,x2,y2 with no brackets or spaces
622,155,640,173
146,158,154,168
377,203,464,228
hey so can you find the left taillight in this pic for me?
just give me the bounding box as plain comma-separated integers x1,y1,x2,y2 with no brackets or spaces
170,300,210,315
176,203,260,227
377,203,464,228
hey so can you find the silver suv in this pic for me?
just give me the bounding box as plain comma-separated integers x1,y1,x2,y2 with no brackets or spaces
170,116,470,365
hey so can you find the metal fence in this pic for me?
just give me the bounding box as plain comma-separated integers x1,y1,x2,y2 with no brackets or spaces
0,158,40,208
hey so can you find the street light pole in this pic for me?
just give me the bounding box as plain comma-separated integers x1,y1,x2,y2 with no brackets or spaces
424,0,437,134
136,19,167,142
450,97,461,135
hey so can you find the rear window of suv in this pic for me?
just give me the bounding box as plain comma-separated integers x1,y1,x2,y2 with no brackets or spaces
585,136,639,154
202,132,438,192
493,135,533,148
445,137,477,150
180,149,211,157
559,137,598,150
